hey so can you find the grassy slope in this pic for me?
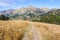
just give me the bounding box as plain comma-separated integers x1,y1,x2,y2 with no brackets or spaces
0,20,60,40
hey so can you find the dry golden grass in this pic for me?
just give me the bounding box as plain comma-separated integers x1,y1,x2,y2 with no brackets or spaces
0,20,60,40
32,22,60,40
0,20,29,40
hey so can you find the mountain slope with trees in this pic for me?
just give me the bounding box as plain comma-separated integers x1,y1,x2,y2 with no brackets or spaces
0,6,60,24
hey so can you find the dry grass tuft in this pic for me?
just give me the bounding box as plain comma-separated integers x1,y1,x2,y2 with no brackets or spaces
0,20,60,40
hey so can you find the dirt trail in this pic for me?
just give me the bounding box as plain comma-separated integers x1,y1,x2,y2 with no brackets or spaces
22,22,42,40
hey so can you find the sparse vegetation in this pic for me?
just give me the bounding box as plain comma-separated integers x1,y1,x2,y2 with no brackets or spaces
0,15,9,20
40,15,60,24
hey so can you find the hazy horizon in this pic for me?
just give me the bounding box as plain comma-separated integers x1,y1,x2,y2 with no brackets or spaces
0,0,60,10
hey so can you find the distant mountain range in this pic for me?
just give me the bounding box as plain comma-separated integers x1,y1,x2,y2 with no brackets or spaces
0,6,60,20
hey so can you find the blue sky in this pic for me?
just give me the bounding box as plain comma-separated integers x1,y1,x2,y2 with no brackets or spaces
0,0,60,10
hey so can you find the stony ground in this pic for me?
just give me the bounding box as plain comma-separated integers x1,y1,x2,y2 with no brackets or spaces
0,20,60,40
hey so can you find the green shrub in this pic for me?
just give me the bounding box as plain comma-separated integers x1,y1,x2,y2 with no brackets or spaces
0,15,9,20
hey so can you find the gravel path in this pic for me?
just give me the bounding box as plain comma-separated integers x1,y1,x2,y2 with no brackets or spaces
22,22,42,40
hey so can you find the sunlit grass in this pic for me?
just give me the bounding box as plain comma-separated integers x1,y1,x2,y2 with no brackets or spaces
0,20,60,40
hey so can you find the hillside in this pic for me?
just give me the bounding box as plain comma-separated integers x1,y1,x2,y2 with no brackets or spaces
0,7,60,25
0,20,60,40
0,6,47,20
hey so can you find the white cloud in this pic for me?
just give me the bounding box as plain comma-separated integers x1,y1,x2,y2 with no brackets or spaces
0,0,17,6
0,2,16,7
0,0,29,7
0,2,9,6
